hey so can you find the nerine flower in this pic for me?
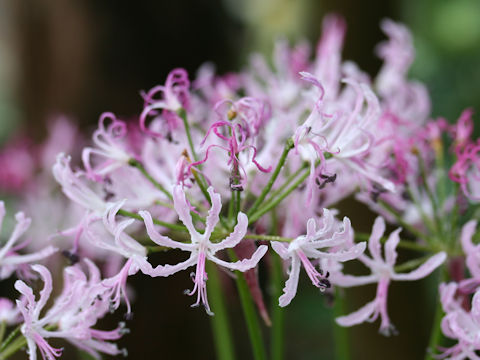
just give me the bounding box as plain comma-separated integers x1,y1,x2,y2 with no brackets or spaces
140,185,268,315
0,201,56,279
335,216,446,335
15,263,127,360
459,220,480,293
82,112,132,182
271,209,366,307
139,68,190,137
188,120,272,190
438,283,480,359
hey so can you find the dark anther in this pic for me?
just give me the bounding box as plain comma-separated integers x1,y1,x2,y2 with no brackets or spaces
61,250,79,265
371,183,387,202
229,177,244,191
319,278,331,290
103,189,115,201
316,173,337,189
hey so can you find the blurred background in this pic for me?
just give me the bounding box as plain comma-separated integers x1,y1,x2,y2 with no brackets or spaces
0,0,479,359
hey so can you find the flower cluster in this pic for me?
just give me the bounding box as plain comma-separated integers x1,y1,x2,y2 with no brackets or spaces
0,14,477,360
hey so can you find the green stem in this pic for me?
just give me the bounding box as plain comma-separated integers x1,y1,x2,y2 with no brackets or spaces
378,200,425,240
0,326,20,353
249,169,310,223
206,262,236,360
354,233,433,253
247,140,293,217
333,288,350,360
424,265,448,360
178,108,199,162
128,159,173,200
228,250,267,360
118,209,187,232
0,323,5,346
0,334,26,359
270,253,285,360
244,234,292,243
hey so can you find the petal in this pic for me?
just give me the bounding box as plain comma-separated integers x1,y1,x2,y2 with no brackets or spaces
461,220,477,253
392,252,446,281
336,299,376,327
139,210,194,251
209,212,248,253
368,217,385,263
384,228,402,267
209,245,267,272
305,242,366,262
305,218,317,239
3,246,57,266
271,242,289,260
30,265,53,319
173,185,198,236
278,255,301,307
331,273,378,287
204,187,222,240
147,254,197,277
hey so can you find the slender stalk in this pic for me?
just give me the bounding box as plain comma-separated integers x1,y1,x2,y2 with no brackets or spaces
244,234,292,243
228,250,267,360
378,200,425,240
332,288,350,360
270,253,285,360
0,334,26,359
128,159,172,200
249,169,310,223
354,233,433,253
178,108,199,162
206,262,236,360
267,163,308,200
0,323,5,346
247,139,293,217
424,265,448,360
118,209,187,232
0,326,20,353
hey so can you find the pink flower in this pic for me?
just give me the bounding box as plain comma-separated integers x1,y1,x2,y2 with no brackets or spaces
139,68,190,137
335,216,446,335
459,220,480,293
438,283,480,359
0,298,20,325
189,120,272,190
82,112,132,182
15,263,127,360
139,185,268,315
0,202,57,280
271,209,366,306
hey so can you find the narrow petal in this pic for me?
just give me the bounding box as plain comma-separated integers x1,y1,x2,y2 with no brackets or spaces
147,254,197,277
336,299,376,327
30,265,53,320
209,212,248,253
204,187,222,240
279,256,301,307
305,242,366,262
332,273,378,287
461,220,477,253
173,185,198,236
209,245,267,272
139,210,194,251
392,252,446,281
384,228,402,267
368,217,385,263
271,242,289,260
